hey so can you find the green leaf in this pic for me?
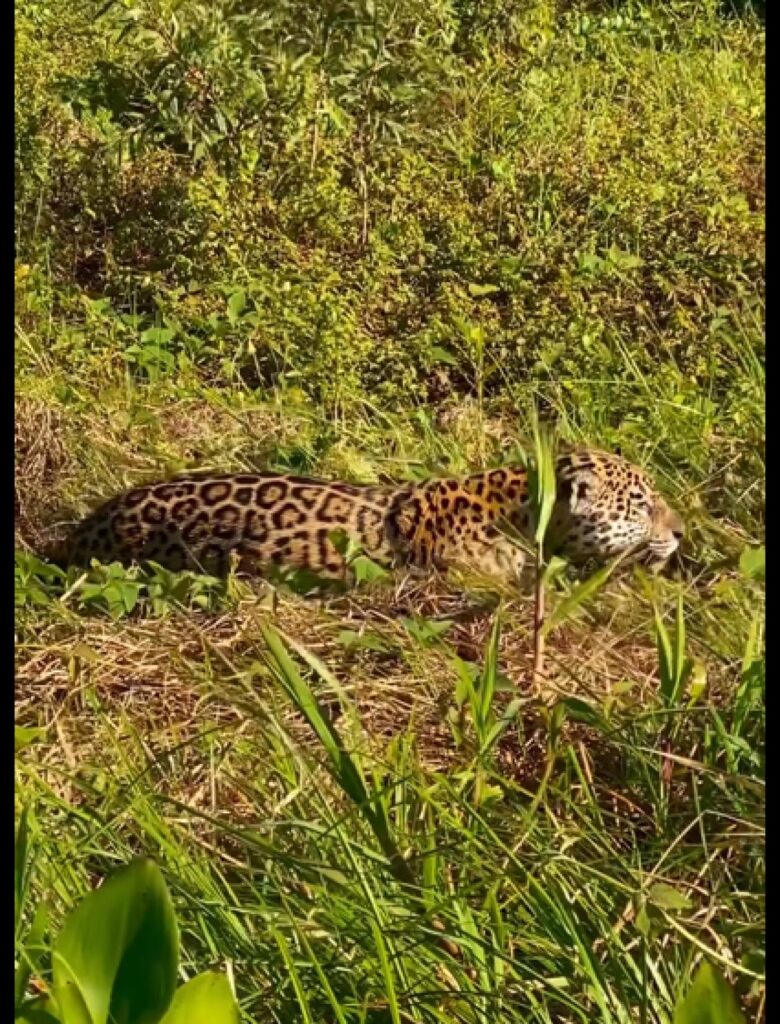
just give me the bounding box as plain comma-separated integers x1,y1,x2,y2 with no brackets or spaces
556,697,608,731
53,858,178,1024
336,629,392,654
262,624,372,813
688,660,708,704
542,563,615,636
648,882,693,912
226,290,246,324
578,251,605,274
530,421,556,543
140,327,175,346
654,601,674,703
452,657,477,707
672,588,686,698
673,961,745,1024
635,902,652,938
606,243,643,269
159,973,239,1024
262,625,410,886
15,994,60,1024
15,899,49,1010
15,805,31,930
477,614,501,732
350,554,389,585
490,159,511,180
634,897,664,939
540,555,567,586
654,589,691,706
467,282,500,297
15,726,46,753
402,616,454,645
369,920,401,1024
738,545,765,582
429,345,459,366
327,529,351,556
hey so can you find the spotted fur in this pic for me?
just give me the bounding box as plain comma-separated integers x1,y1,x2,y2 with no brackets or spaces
53,449,683,581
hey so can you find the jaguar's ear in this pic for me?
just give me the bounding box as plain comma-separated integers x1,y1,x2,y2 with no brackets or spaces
559,468,602,514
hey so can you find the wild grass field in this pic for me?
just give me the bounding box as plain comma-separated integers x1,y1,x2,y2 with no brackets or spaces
15,1,764,1021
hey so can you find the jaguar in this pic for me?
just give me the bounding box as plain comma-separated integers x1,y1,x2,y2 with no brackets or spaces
48,447,684,583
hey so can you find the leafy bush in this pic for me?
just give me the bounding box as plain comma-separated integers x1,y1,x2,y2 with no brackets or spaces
15,849,239,1024
16,0,763,410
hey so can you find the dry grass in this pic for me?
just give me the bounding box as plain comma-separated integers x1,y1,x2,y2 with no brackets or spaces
15,559,705,801
15,396,70,549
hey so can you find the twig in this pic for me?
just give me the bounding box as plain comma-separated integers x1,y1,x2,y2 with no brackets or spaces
532,542,546,683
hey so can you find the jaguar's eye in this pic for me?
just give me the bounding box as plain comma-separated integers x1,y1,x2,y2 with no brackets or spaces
672,529,684,541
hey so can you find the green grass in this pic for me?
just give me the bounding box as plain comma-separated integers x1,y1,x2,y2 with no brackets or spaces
15,0,763,1021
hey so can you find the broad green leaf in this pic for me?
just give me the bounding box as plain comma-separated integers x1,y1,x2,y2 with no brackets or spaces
607,244,644,269
226,289,246,323
738,545,765,582
328,529,354,558
578,251,605,274
634,897,664,939
673,960,745,1024
648,882,693,912
159,973,239,1024
556,697,608,731
140,327,174,346
53,858,178,1024
350,555,388,584
635,902,652,938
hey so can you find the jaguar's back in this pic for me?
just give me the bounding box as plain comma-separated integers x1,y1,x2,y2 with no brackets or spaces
61,472,403,577
54,448,683,580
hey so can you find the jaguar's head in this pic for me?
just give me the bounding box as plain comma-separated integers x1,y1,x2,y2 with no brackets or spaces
550,448,684,568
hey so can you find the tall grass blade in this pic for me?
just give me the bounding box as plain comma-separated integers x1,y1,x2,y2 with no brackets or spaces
261,622,414,886
530,418,557,544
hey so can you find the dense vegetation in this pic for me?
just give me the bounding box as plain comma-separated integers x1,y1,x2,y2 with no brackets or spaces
16,1,764,1022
